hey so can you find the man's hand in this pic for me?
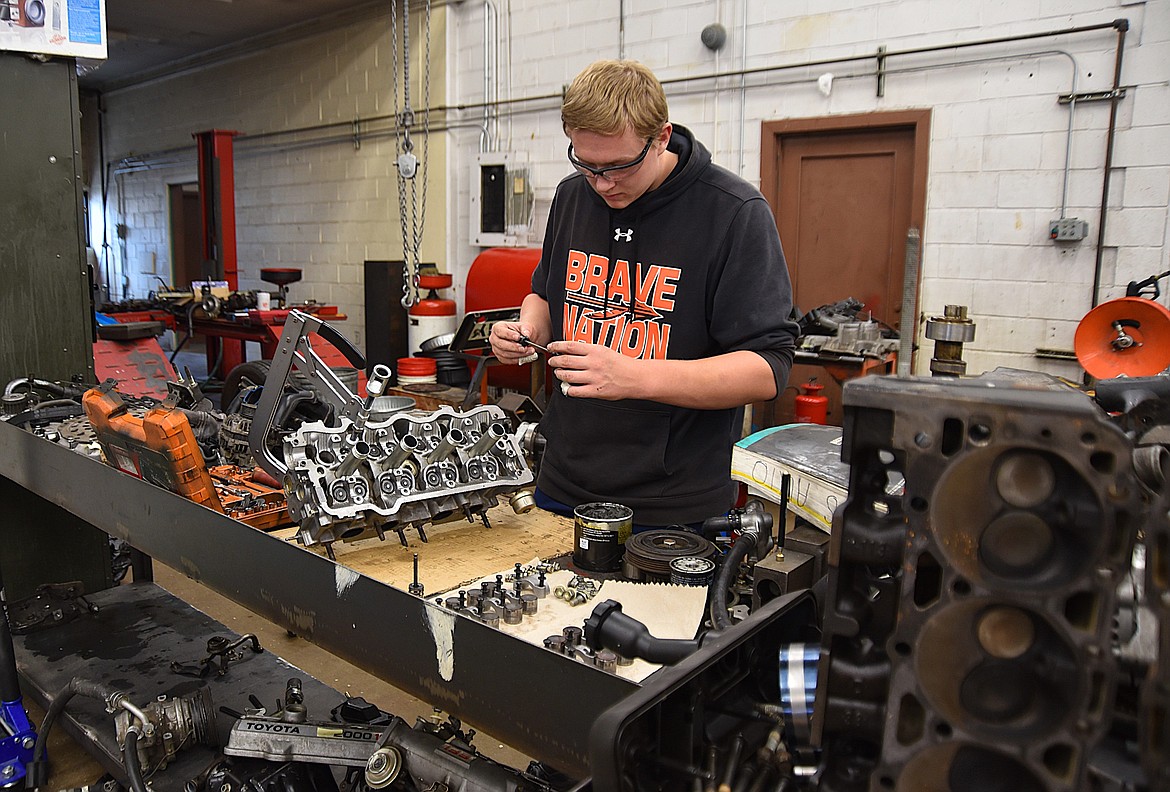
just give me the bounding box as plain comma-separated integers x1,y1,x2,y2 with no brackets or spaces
551,344,778,408
548,341,639,400
489,320,544,365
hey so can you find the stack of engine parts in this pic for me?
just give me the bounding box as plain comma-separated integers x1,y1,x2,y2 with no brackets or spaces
815,370,1166,792
248,311,537,556
796,298,900,360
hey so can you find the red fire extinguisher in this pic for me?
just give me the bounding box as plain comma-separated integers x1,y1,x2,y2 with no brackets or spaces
794,379,828,424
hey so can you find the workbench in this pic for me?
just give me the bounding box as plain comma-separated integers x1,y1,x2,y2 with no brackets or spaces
0,420,636,778
12,583,346,790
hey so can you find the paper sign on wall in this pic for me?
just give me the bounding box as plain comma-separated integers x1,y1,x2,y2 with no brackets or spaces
0,0,107,60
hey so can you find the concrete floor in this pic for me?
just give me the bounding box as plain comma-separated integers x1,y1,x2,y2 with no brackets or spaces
31,559,532,788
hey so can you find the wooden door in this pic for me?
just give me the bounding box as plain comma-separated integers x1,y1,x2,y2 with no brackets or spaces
758,110,929,426
168,183,203,289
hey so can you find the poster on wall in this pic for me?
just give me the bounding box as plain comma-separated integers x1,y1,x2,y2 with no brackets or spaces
0,0,106,60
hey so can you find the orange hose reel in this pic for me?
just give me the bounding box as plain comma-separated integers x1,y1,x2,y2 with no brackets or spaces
1074,296,1170,379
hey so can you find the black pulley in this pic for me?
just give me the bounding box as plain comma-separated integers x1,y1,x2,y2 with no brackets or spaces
623,530,718,582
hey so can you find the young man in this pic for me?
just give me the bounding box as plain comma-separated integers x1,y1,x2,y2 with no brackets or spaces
490,59,797,528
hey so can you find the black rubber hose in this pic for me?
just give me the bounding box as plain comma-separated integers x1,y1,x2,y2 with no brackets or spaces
583,600,700,665
7,402,84,428
0,567,21,702
709,532,755,631
122,730,149,792
28,678,124,788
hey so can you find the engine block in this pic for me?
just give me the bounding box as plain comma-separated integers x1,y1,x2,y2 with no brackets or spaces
283,403,534,549
815,371,1144,792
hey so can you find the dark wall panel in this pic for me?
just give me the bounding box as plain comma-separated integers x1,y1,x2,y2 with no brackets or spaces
0,53,94,386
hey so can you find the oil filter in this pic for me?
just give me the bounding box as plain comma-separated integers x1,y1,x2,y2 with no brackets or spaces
669,556,716,587
573,502,633,572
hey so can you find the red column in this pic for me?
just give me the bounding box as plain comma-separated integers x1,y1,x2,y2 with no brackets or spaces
194,129,241,291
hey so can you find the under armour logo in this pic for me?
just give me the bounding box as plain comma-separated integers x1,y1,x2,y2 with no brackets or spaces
614,228,634,242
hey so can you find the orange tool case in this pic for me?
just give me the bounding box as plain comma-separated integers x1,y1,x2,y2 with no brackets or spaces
83,383,224,512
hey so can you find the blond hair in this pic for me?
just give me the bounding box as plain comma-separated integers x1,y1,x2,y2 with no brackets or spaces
561,60,669,140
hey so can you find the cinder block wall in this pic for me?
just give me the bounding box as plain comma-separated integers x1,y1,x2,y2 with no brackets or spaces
90,5,449,353
92,0,1169,377
446,0,1169,377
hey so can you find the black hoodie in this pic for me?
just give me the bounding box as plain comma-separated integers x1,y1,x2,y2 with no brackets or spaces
531,125,798,525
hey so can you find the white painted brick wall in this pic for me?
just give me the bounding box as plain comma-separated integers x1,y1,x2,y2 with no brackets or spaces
90,0,1170,380
448,0,1170,379
91,6,449,355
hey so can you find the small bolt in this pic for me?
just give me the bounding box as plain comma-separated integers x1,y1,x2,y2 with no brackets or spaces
368,753,388,773
1,766,14,778
570,592,587,606
21,736,35,750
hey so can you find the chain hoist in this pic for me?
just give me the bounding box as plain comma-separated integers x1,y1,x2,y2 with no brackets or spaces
391,0,432,308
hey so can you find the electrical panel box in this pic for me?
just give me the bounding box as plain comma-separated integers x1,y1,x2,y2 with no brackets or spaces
470,151,534,247
1050,217,1089,242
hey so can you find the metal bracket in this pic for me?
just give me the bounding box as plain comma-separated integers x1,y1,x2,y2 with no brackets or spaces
248,310,366,480
1058,87,1128,104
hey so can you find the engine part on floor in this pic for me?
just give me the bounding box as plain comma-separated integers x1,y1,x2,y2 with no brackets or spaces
171,634,264,678
26,677,203,792
83,380,225,514
924,304,977,376
225,713,384,766
584,600,701,665
199,757,339,792
112,687,218,775
331,697,394,728
815,371,1145,791
5,581,98,635
588,590,820,791
622,530,718,582
223,691,552,792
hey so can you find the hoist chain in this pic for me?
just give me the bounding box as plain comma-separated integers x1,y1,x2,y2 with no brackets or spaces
391,0,431,308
